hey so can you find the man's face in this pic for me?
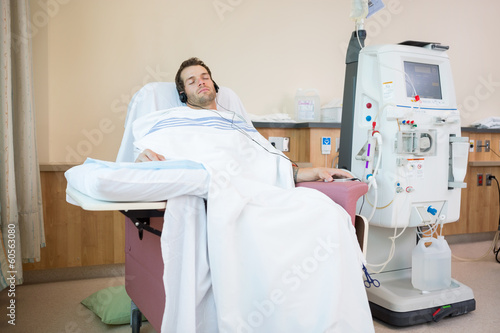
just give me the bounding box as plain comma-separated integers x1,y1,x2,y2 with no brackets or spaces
180,65,216,107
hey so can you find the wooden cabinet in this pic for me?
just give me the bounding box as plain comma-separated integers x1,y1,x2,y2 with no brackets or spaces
254,122,341,168
445,130,500,235
23,169,126,271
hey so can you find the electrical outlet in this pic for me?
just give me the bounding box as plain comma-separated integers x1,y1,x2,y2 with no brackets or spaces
269,137,290,152
485,140,490,152
321,137,332,155
469,139,474,153
486,174,492,186
477,173,483,186
476,140,482,152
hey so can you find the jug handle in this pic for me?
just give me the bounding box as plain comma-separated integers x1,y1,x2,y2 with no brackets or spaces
418,237,434,248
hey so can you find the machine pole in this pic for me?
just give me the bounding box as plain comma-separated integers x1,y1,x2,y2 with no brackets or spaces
338,29,366,170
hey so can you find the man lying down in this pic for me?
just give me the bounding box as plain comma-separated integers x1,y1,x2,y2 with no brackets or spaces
127,58,374,332
66,58,374,332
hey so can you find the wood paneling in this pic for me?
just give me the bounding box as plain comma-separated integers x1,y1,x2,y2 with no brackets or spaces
23,171,125,271
257,128,309,163
442,131,500,235
25,129,500,270
257,127,341,168
309,128,341,168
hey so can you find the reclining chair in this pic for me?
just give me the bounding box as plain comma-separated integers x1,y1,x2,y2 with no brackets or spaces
67,82,369,332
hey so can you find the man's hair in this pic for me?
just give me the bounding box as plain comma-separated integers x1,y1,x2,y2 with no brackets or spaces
175,57,214,93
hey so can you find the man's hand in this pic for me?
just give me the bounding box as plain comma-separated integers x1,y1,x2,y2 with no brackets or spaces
296,167,352,183
135,149,166,162
316,167,353,182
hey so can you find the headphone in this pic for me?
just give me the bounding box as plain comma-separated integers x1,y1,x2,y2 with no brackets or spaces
179,81,220,103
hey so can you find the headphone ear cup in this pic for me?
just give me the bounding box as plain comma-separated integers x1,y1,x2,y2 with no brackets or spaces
179,92,187,103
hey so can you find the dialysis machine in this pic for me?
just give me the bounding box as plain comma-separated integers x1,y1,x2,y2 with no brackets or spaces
339,33,476,326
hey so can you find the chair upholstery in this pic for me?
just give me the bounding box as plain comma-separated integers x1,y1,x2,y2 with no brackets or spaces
297,181,368,225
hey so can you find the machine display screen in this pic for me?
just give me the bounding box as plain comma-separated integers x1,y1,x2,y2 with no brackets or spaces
404,61,442,100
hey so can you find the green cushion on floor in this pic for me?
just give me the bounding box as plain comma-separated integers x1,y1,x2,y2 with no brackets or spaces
81,285,146,325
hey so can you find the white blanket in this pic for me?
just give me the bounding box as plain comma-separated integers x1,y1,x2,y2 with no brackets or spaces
132,107,374,332
470,116,500,129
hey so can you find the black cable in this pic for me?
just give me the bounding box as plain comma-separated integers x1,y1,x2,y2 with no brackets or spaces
496,243,500,264
215,100,298,165
358,194,365,215
491,175,500,263
490,147,500,159
187,99,298,166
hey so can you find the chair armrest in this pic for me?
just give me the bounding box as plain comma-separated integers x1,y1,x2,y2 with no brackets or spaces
296,181,368,225
66,184,167,211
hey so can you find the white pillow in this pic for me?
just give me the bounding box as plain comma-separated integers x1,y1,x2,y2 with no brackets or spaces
65,158,209,202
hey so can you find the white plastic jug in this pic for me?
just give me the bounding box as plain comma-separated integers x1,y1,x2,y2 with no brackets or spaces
295,89,321,122
411,236,451,291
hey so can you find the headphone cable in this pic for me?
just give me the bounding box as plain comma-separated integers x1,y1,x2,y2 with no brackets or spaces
186,98,297,166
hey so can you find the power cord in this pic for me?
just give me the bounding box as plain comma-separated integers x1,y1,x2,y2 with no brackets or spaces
489,147,500,159
490,175,500,263
451,174,500,263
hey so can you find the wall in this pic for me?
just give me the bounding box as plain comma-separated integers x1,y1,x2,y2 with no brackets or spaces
31,0,500,164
